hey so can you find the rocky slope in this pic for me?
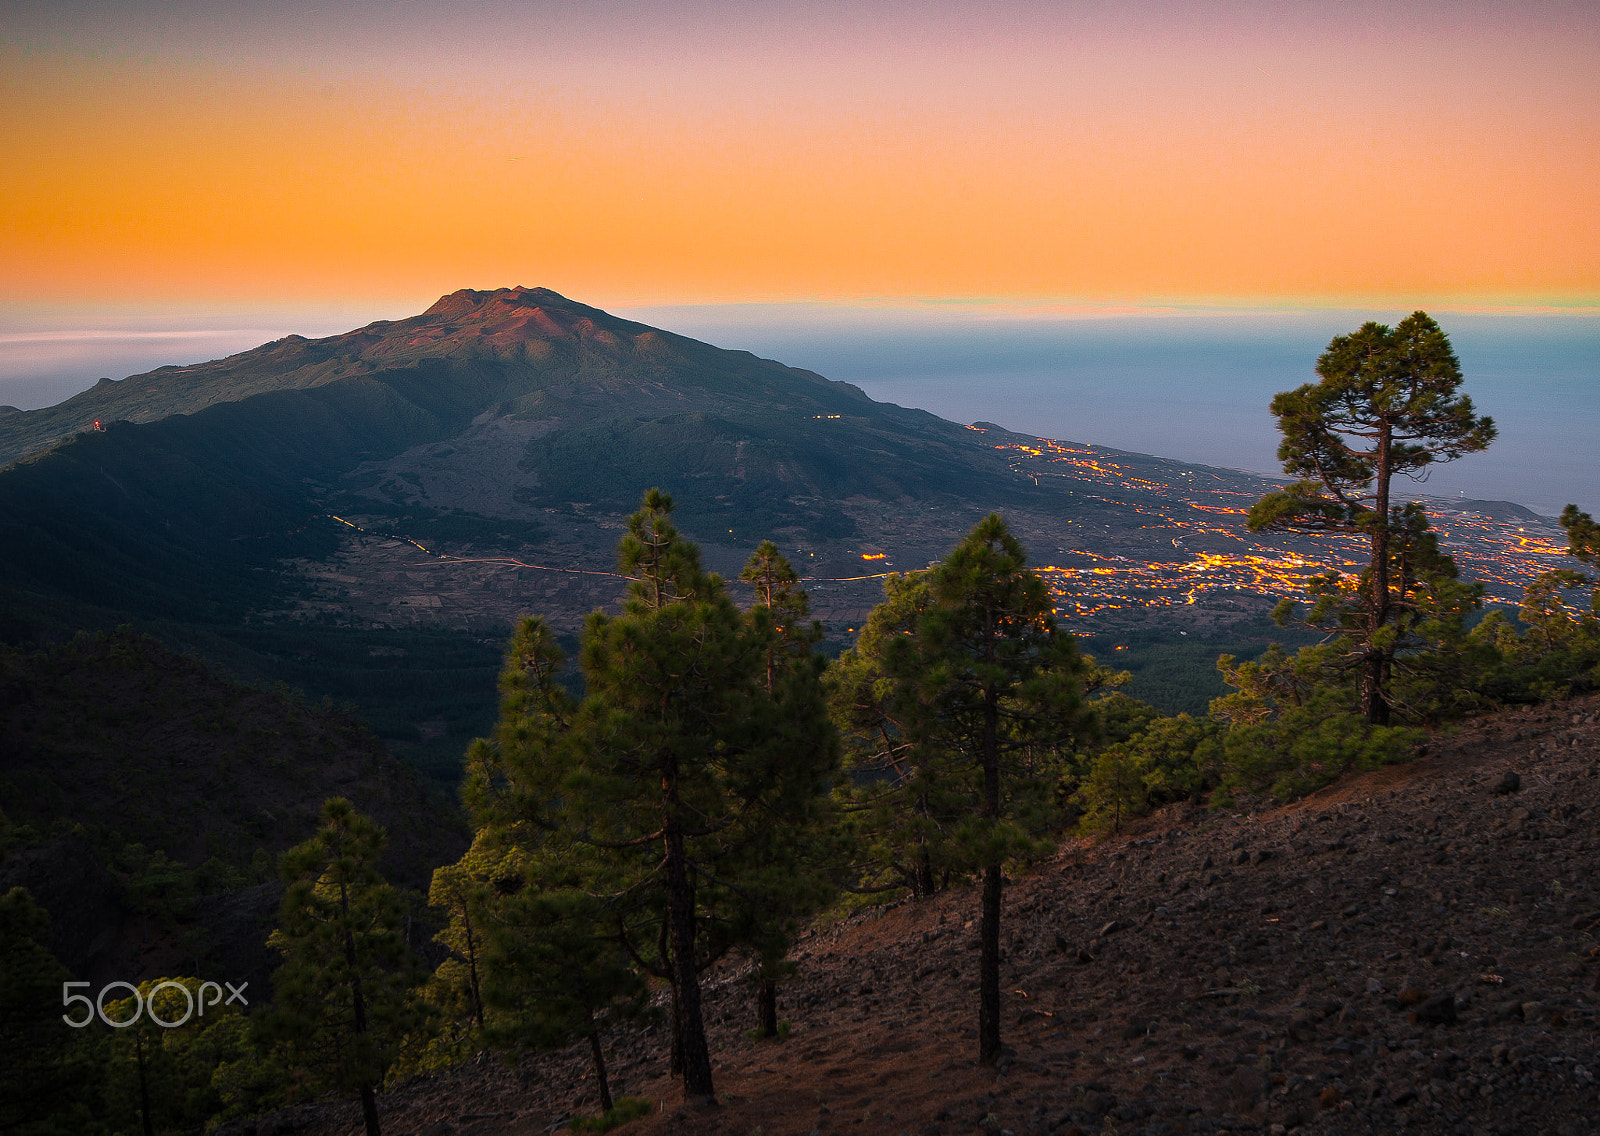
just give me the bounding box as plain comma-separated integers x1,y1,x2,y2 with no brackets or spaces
251,693,1600,1136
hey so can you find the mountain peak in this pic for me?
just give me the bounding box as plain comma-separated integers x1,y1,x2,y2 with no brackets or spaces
419,285,574,320
0,287,832,468
364,285,638,357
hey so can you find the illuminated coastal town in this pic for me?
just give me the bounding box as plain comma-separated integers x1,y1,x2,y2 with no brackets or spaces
291,424,1578,643
979,434,1573,620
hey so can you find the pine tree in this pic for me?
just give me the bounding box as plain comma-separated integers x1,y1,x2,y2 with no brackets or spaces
257,799,430,1136
1496,505,1600,699
829,569,957,898
427,847,500,1036
100,976,256,1136
842,515,1091,1065
480,861,648,1115
1248,312,1495,724
1563,504,1600,568
470,491,837,1101
736,540,838,1037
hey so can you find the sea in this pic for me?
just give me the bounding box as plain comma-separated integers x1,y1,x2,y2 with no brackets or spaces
628,305,1600,519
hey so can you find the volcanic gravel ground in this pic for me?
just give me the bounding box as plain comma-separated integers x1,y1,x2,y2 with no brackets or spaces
246,694,1600,1136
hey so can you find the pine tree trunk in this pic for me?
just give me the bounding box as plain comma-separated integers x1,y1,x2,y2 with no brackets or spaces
463,909,485,1033
977,683,1003,1066
757,976,778,1038
1361,648,1390,725
660,916,683,1077
915,845,936,899
1364,428,1393,726
588,1020,614,1113
137,1032,154,1136
360,1085,381,1136
668,982,683,1077
663,821,715,1098
978,861,1003,1066
341,881,382,1136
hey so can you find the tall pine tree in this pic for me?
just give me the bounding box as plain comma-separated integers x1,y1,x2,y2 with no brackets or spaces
736,539,839,1037
841,515,1091,1064
830,570,954,898
257,799,430,1136
1248,312,1494,723
467,491,837,1101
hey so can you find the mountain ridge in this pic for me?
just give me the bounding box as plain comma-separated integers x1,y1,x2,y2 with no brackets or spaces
0,287,887,469
0,287,1064,619
0,287,1093,776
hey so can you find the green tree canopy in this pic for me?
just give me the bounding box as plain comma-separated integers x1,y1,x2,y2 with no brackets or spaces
480,858,649,1115
257,799,429,1136
1248,312,1495,723
837,514,1091,1065
829,569,948,897
100,976,258,1136
464,490,838,1101
1561,504,1600,571
0,888,99,1136
1486,504,1600,702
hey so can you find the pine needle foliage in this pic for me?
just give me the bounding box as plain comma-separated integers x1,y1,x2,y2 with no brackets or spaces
456,490,837,1102
0,888,100,1136
834,514,1092,1066
1248,312,1495,724
257,799,430,1136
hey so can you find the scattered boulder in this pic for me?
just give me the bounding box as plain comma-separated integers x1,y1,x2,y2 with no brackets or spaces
1410,992,1458,1025
1224,1064,1267,1106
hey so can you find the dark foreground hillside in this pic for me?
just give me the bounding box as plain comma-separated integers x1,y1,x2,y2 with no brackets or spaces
0,630,468,991
258,694,1600,1136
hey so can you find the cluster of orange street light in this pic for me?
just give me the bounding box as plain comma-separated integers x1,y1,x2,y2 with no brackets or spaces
983,439,1576,621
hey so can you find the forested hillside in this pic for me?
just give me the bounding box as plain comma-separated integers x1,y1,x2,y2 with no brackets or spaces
0,629,465,987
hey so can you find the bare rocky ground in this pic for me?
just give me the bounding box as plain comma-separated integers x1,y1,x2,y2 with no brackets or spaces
236,694,1600,1136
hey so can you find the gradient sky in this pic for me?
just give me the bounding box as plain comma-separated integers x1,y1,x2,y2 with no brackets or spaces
4,0,1599,308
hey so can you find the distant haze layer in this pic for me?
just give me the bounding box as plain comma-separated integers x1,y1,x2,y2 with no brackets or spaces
2,304,1594,517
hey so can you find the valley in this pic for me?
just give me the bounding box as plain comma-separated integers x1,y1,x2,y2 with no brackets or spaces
279,428,1571,642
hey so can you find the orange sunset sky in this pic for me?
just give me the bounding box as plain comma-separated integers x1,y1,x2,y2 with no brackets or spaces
2,0,1598,312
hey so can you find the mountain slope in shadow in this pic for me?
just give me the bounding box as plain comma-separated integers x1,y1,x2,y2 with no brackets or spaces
0,287,1061,622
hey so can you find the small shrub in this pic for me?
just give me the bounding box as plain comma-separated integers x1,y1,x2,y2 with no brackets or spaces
570,1097,653,1133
